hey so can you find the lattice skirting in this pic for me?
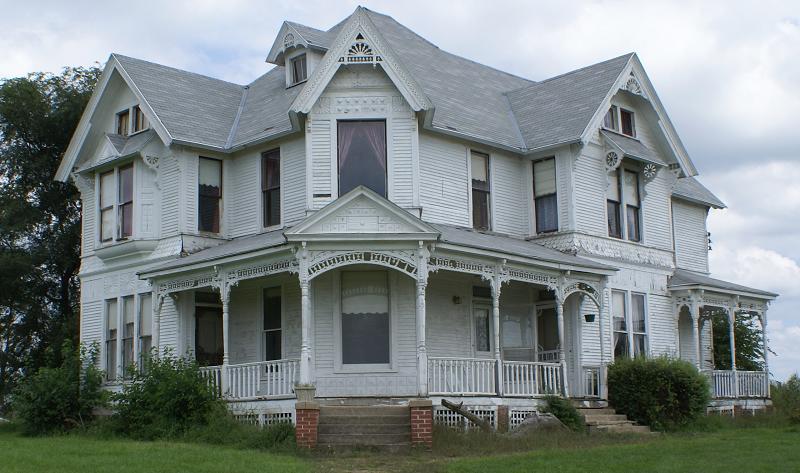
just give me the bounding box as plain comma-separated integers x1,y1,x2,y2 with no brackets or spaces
433,405,496,430
232,411,295,427
509,408,538,429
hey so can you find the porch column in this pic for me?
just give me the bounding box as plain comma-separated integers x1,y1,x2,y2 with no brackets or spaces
299,279,312,385
491,269,503,396
152,292,162,357
556,297,569,397
728,305,738,398
416,279,428,396
221,283,231,395
761,308,770,397
691,295,702,369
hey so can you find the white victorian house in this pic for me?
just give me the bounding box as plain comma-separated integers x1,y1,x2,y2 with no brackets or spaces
56,7,776,432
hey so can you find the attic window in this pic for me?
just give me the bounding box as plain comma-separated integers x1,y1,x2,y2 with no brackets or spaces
603,106,618,131
116,109,130,136
291,54,307,84
132,105,148,134
620,109,635,137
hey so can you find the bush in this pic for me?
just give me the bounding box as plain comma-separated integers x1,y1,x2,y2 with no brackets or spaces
11,341,105,435
111,353,221,439
542,395,584,432
184,407,296,451
607,356,710,431
772,374,800,423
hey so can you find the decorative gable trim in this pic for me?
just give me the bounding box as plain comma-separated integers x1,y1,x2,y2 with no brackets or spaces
290,7,432,115
285,185,439,242
266,22,319,65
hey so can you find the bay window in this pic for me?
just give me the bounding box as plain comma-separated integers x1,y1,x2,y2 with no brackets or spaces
198,157,222,233
340,271,390,366
533,157,558,233
121,296,135,377
263,287,282,362
471,151,490,230
99,164,133,243
139,293,152,368
337,120,387,197
262,149,281,227
105,299,118,380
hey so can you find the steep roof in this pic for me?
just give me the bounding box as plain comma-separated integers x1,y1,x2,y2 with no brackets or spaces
507,54,633,151
669,269,777,299
285,21,336,49
673,176,726,209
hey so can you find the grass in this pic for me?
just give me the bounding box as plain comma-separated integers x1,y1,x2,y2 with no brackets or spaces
2,417,798,473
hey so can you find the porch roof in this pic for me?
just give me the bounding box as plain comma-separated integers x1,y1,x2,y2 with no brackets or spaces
139,223,615,279
668,269,777,300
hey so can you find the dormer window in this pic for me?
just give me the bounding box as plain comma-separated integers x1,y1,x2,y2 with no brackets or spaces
132,105,148,134
603,105,635,138
603,106,618,131
291,54,308,84
620,109,635,137
116,109,130,136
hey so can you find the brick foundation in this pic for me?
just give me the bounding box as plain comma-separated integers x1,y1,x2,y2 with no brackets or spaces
409,399,433,448
496,405,509,433
295,401,320,448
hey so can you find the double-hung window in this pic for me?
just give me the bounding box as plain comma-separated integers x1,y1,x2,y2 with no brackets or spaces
471,151,490,230
533,157,558,233
263,287,282,362
337,120,387,197
623,170,641,242
261,149,281,227
139,293,153,368
121,296,135,377
620,109,635,137
607,170,622,239
105,299,118,380
607,168,642,242
198,157,222,233
612,290,648,359
291,54,307,84
99,164,133,243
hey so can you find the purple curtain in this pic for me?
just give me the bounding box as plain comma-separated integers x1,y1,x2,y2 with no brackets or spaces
362,122,386,171
338,122,386,171
338,124,357,170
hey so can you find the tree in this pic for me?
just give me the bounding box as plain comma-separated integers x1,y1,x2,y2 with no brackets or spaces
0,66,100,412
707,308,768,372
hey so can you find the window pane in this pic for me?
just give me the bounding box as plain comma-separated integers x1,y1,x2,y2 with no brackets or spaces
119,203,133,238
117,110,129,136
107,299,118,332
106,339,117,380
474,307,491,352
101,208,114,241
536,194,558,233
621,109,634,136
471,151,489,185
623,170,640,206
139,294,152,337
100,171,115,207
338,121,387,197
472,189,490,230
633,334,647,358
614,332,629,358
263,287,281,331
123,296,135,330
502,312,532,348
341,271,390,364
607,170,620,202
631,294,646,333
133,106,147,132
292,55,307,83
198,158,221,233
604,106,618,130
612,291,626,332
626,205,640,242
607,201,621,238
262,151,280,190
533,158,556,197
199,158,221,191
118,165,133,203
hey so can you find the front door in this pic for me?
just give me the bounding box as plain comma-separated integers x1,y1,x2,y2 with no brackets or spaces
195,306,223,366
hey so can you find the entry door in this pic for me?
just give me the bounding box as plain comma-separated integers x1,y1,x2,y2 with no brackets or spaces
195,306,223,366
472,303,492,354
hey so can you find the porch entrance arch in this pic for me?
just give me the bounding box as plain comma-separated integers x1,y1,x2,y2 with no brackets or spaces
561,287,604,398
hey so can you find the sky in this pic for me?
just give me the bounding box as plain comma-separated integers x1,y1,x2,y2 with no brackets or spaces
1,0,798,380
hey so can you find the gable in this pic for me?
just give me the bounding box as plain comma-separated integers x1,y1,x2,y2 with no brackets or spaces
286,186,439,241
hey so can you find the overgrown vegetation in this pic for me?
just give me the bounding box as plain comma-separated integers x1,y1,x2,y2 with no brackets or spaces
607,356,709,431
772,374,800,424
541,395,584,432
11,341,105,435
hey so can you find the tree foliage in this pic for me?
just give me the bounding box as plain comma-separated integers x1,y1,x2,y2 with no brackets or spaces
0,66,100,412
707,309,767,371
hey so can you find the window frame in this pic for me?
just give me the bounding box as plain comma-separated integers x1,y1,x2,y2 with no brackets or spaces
105,298,119,381
194,292,224,367
611,290,649,360
116,109,130,136
532,157,558,234
620,108,636,137
336,119,388,198
607,166,643,242
138,293,153,370
470,150,491,231
121,295,135,378
117,164,134,240
197,156,223,234
603,105,619,131
97,163,135,245
624,169,642,242
131,105,149,134
290,53,308,85
630,292,648,358
262,285,284,364
261,148,281,229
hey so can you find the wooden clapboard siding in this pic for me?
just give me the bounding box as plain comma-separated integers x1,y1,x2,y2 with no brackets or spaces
425,272,473,358
282,137,306,226
390,115,415,208
574,143,608,235
159,154,181,237
419,133,470,226
647,292,677,356
181,152,198,234
81,182,96,256
491,151,528,236
672,200,710,273
228,149,260,238
309,118,332,210
136,161,159,239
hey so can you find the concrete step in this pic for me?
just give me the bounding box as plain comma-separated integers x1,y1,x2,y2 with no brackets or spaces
318,414,410,425
586,419,635,427
318,423,411,435
317,433,411,446
577,408,617,416
592,423,651,434
319,406,408,416
582,414,629,423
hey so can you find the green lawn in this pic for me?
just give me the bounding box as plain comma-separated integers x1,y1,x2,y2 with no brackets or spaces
2,424,798,473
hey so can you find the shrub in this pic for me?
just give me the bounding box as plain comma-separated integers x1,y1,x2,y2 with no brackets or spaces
772,374,800,423
607,356,710,431
111,353,221,439
11,341,105,435
542,395,584,432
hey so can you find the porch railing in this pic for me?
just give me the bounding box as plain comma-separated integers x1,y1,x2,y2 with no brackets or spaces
704,370,768,399
537,349,560,363
502,361,562,397
428,357,497,395
199,359,300,401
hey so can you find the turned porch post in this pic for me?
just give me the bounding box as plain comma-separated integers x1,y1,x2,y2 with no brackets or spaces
491,275,503,396
728,302,739,398
691,294,702,369
415,243,430,396
151,290,162,358
298,245,313,386
556,297,569,398
220,281,231,395
761,308,770,397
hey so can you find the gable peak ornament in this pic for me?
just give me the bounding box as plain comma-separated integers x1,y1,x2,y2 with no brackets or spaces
283,33,295,48
339,33,382,65
622,74,645,98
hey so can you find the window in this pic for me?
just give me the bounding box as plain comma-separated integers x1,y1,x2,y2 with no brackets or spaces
132,105,148,133
263,287,282,361
340,271,390,365
105,299,118,380
121,296,134,377
99,171,115,242
195,293,223,366
533,157,558,233
607,170,622,239
471,151,490,230
612,291,628,359
198,157,222,233
603,105,618,131
118,164,133,239
116,109,130,136
631,293,647,357
290,54,307,84
474,305,491,352
261,149,281,227
337,120,387,197
139,293,152,368
620,108,635,137
623,170,641,242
